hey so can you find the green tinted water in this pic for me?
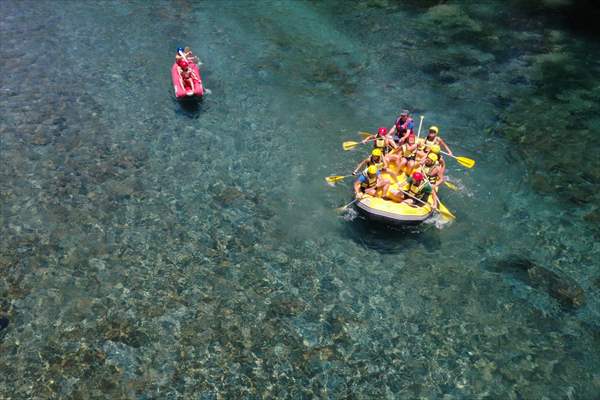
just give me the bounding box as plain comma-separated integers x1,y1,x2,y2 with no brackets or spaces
1,1,599,398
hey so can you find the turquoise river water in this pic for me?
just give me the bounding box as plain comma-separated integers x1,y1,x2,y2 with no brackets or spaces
1,1,599,399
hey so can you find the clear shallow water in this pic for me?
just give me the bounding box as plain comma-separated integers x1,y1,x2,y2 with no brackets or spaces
1,1,599,398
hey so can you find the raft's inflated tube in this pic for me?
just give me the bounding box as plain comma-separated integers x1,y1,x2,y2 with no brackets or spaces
171,62,204,99
354,170,436,225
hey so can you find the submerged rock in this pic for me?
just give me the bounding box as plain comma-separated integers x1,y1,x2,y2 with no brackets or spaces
528,265,585,308
583,208,600,224
492,255,586,308
0,316,8,332
422,4,483,41
214,186,244,205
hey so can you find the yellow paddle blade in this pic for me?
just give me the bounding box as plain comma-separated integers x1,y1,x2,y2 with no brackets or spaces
437,201,455,221
342,141,360,151
358,131,372,139
325,175,348,184
456,156,475,168
444,181,458,191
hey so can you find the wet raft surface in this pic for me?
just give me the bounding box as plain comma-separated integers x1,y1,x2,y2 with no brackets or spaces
1,1,600,399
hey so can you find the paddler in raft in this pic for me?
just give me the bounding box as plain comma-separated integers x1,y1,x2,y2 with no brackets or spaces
353,148,389,176
418,143,445,167
360,127,394,154
386,132,418,174
183,46,201,64
417,126,453,159
177,60,199,94
354,165,391,199
386,172,438,207
176,46,201,65
420,151,445,189
402,171,438,207
387,110,414,147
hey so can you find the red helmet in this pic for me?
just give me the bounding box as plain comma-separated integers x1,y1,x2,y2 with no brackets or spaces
180,60,189,69
412,172,424,182
378,127,387,136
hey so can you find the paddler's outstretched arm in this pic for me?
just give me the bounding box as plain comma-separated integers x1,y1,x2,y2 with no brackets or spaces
398,131,411,145
361,134,375,144
385,132,399,149
353,180,363,198
438,137,453,156
353,158,368,175
387,124,397,139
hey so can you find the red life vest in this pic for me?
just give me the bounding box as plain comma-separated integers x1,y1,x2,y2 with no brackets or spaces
395,116,413,134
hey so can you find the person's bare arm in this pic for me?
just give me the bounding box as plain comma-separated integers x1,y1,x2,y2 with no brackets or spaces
354,180,363,197
361,135,375,144
398,131,411,145
177,67,185,89
439,138,453,156
353,158,367,175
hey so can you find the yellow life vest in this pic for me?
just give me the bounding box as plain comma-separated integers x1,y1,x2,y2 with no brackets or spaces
422,163,439,183
402,144,416,158
375,137,386,149
360,173,378,189
420,136,439,151
408,180,427,198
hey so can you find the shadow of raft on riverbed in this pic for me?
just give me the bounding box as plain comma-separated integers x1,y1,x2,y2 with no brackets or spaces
173,95,204,118
342,215,442,254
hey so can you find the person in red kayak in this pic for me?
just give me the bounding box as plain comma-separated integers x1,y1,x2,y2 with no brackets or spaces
176,46,201,65
177,60,198,93
175,47,186,65
183,46,200,64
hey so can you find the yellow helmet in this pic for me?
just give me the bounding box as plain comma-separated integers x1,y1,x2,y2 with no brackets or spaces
371,148,382,157
429,126,439,134
430,144,441,154
427,152,439,162
367,165,378,175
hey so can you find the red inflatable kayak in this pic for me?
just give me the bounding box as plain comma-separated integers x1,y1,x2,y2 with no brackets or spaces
171,62,203,99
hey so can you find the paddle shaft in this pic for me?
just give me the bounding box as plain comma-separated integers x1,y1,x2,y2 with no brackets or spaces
338,198,358,210
439,149,458,159
356,137,377,145
416,115,424,142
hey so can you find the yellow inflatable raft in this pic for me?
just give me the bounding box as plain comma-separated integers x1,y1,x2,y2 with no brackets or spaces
355,168,437,225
